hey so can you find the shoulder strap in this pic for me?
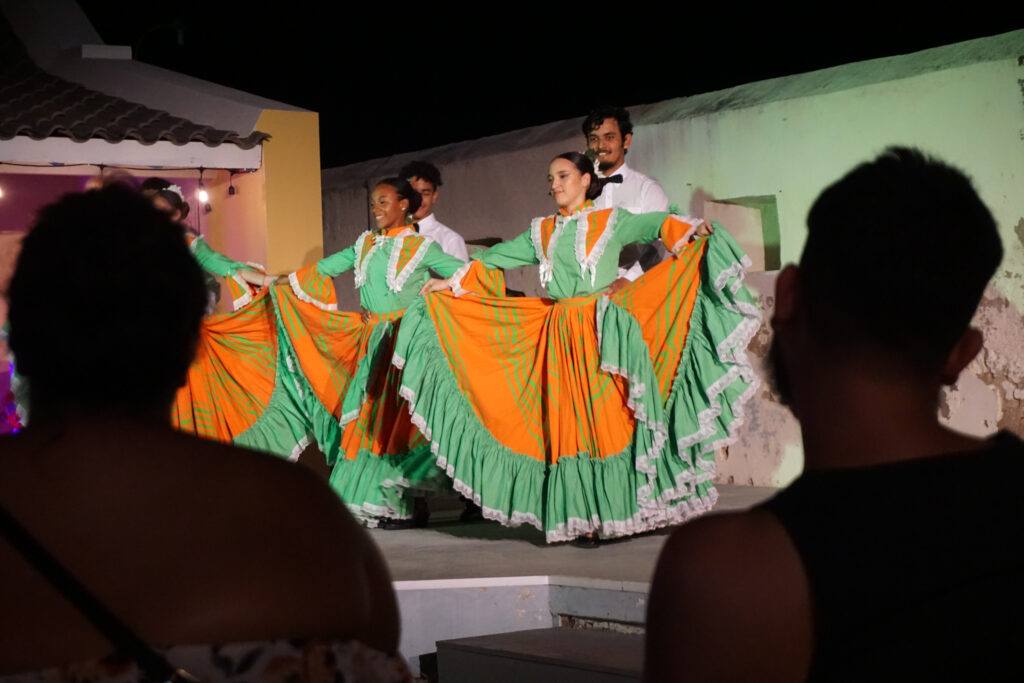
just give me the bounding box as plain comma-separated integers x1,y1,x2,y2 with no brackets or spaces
0,502,197,682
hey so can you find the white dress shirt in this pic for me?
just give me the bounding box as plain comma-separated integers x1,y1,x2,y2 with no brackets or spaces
594,162,671,280
416,213,469,262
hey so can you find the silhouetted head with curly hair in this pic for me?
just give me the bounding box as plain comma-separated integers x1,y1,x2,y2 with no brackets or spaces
7,184,207,417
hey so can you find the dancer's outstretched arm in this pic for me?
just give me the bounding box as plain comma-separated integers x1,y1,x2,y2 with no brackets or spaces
188,234,247,277
316,245,357,277
613,211,712,253
421,229,535,295
474,229,539,270
420,241,466,278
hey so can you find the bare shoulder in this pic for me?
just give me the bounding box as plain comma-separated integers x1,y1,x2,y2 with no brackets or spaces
163,431,365,545
644,511,813,683
0,427,393,657
654,510,790,579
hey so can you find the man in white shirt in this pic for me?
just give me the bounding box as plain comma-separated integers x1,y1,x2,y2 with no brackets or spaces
400,160,469,262
583,105,670,288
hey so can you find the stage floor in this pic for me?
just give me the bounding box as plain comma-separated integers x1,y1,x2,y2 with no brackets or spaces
369,485,776,584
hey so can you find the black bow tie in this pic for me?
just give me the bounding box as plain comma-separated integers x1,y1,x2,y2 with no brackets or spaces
604,174,623,184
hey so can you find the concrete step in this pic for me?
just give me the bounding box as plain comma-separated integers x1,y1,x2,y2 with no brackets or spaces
437,627,642,683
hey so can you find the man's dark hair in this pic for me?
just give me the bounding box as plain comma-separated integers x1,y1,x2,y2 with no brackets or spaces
399,160,443,189
582,105,634,139
7,184,208,409
800,146,1002,376
376,176,423,216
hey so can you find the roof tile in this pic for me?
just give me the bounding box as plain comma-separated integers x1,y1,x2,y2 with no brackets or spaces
0,16,269,150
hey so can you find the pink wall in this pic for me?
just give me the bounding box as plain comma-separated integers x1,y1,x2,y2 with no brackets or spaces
0,172,207,234
0,173,90,233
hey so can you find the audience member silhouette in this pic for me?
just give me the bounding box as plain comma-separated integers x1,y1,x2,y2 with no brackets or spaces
645,147,1023,682
0,185,409,681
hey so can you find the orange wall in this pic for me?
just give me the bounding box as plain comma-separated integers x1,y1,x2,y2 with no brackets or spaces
255,109,324,273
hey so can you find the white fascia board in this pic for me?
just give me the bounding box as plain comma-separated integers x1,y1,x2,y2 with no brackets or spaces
0,136,262,170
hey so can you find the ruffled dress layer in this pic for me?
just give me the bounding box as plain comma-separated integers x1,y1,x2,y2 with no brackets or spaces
391,204,761,542
171,235,317,460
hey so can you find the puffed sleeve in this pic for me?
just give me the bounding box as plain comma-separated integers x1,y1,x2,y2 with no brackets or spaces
612,210,702,255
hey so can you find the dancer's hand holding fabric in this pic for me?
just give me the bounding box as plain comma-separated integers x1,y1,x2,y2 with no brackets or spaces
419,277,451,295
236,269,275,288
605,277,630,294
695,220,714,237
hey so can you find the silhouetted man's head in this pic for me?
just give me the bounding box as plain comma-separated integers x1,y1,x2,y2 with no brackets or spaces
770,147,1002,408
7,184,207,415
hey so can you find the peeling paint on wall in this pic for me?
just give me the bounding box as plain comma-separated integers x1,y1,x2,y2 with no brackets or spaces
717,278,1024,489
945,284,1024,435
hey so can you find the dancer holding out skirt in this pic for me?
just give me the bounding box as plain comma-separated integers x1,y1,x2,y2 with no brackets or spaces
401,152,761,543
273,177,503,525
147,182,318,460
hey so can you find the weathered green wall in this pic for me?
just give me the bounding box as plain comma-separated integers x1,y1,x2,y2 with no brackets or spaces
635,58,1024,300
322,32,1024,486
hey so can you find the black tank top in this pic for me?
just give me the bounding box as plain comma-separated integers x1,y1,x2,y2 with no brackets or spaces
760,431,1024,681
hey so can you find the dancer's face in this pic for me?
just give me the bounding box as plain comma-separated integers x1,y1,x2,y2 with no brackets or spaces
548,158,590,210
408,177,437,221
370,184,409,231
586,118,631,173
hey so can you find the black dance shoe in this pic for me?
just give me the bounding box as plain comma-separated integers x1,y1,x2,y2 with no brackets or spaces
570,533,601,548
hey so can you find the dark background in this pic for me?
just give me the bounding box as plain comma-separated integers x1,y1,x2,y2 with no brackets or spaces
76,3,1023,168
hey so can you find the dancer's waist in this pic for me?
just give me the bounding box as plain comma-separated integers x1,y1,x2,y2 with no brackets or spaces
548,292,604,307
363,308,404,323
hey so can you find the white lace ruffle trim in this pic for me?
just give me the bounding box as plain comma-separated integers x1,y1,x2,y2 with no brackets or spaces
288,433,312,462
352,232,374,288
447,261,473,298
530,207,600,289
338,408,360,429
230,273,252,310
288,271,337,311
385,231,429,293
675,250,761,457
574,208,617,287
668,216,699,255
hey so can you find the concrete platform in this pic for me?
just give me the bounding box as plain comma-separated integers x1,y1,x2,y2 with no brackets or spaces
371,484,777,583
371,484,777,675
437,627,643,683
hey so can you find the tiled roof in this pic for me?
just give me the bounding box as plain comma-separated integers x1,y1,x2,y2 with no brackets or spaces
0,17,268,150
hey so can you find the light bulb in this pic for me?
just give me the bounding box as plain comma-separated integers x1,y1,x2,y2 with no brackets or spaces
0,186,4,198
197,188,209,203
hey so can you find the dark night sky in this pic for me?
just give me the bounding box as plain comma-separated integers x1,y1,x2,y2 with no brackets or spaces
75,3,1022,169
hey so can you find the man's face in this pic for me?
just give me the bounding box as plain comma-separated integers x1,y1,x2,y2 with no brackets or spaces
409,176,437,221
587,118,632,173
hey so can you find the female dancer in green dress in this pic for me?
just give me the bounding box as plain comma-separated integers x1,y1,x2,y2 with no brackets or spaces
402,152,761,543
275,178,500,526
